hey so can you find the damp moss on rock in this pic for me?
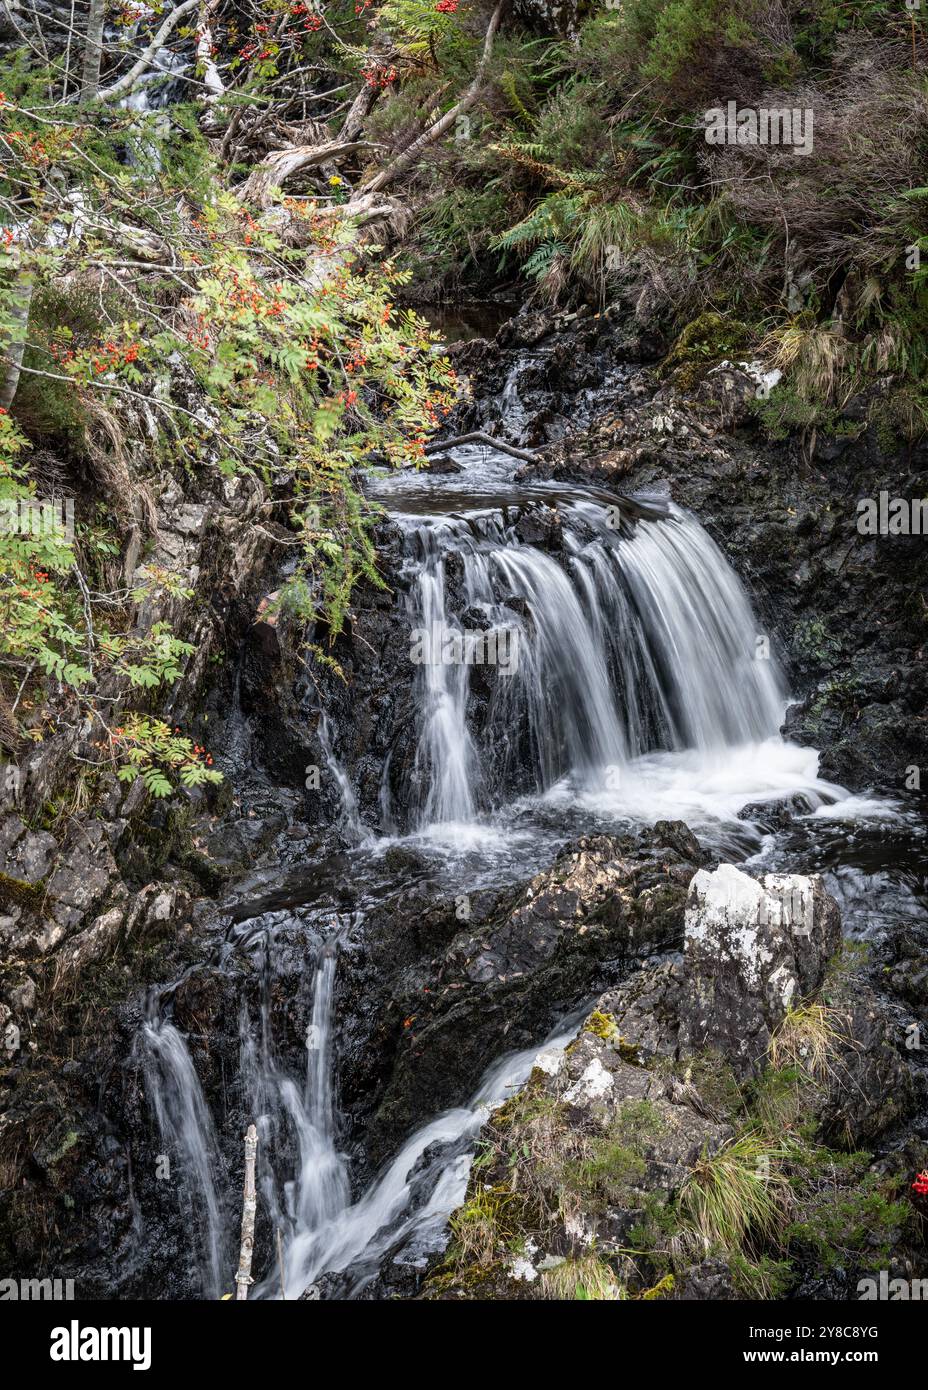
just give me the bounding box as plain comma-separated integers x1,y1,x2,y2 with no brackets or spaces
0,870,47,915
659,313,752,391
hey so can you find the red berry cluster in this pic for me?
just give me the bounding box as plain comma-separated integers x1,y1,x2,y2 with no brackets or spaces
361,63,397,88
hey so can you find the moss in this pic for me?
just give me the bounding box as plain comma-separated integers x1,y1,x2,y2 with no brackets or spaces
560,1099,667,1214
490,1085,561,1133
0,870,47,915
785,1168,911,1269
565,1140,647,1211
446,1183,530,1271
792,617,842,668
823,939,869,992
423,1258,508,1299
583,1009,618,1041
611,1098,665,1146
729,1252,793,1299
809,675,864,721
46,1129,79,1165
659,312,752,390
639,1272,675,1300
748,1064,810,1134
176,847,229,894
753,385,833,440
626,1190,680,1259
616,1036,642,1063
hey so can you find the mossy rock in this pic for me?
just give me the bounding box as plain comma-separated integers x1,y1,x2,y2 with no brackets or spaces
659,313,752,390
0,870,47,915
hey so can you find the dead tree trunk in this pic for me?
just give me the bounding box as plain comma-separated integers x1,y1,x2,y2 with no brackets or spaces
234,1124,258,1301
339,82,381,143
0,272,34,411
241,140,380,208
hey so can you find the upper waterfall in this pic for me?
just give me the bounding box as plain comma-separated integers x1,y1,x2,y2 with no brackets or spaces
387,477,786,832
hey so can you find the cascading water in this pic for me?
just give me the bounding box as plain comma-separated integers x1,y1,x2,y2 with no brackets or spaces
317,713,366,844
140,1015,226,1299
240,932,351,1292
390,486,793,835
140,440,879,1299
263,1012,584,1299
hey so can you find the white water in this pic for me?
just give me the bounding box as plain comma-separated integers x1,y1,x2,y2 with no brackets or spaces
388,490,853,842
141,1018,226,1299
253,979,581,1300
317,713,366,844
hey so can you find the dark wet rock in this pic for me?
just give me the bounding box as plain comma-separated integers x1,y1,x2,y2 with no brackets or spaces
671,1259,739,1301
355,823,707,1166
424,454,462,475
0,818,57,885
813,987,915,1148
737,794,815,831
513,503,562,549
426,1019,730,1300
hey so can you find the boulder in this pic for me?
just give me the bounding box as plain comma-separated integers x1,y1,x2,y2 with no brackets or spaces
678,864,841,1077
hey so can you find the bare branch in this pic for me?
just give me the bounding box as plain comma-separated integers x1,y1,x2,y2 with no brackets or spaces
361,0,508,197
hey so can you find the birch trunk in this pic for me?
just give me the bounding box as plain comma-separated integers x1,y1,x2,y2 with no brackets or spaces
81,0,106,101
234,1124,258,1301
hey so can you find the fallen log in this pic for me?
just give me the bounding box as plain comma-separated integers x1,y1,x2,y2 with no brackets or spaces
242,141,383,208
424,432,537,465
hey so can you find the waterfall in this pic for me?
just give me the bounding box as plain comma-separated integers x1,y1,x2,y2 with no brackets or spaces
141,1018,226,1299
238,932,351,1297
317,713,365,843
137,446,862,1301
397,497,786,829
261,1011,583,1300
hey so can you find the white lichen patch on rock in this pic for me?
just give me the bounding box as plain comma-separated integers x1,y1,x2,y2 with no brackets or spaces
563,1054,614,1106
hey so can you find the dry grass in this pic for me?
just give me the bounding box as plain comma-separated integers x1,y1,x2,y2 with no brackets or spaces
680,1132,791,1252
539,1252,625,1300
769,1001,847,1083
761,321,852,406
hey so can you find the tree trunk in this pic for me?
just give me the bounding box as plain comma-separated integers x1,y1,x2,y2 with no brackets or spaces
234,1124,258,1301
81,0,106,102
0,274,34,411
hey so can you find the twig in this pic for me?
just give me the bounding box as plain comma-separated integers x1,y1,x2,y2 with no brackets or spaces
276,1227,287,1301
